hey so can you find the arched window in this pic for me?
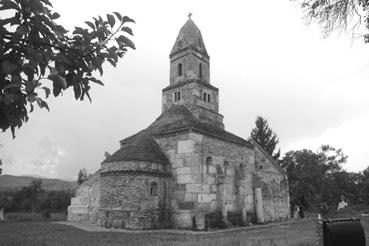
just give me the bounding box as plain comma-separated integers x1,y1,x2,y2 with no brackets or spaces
150,182,158,196
216,164,223,175
178,63,182,76
203,92,207,101
207,94,211,103
199,63,202,78
174,91,181,102
206,156,212,174
224,161,229,175
239,163,245,178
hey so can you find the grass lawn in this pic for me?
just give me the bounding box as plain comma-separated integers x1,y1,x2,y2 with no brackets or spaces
0,215,368,246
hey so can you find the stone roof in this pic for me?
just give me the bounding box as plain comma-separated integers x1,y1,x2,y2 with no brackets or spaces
170,18,208,57
104,131,170,165
162,78,218,93
250,139,286,175
104,105,253,165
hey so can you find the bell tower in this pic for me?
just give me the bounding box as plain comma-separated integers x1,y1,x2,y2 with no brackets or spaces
162,15,224,129
169,14,210,84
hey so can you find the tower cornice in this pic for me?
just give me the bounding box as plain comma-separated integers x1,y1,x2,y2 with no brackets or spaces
162,79,218,93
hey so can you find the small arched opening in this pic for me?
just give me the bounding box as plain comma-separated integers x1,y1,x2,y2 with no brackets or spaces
178,63,182,76
150,182,158,196
199,63,202,78
239,163,245,178
224,161,229,175
206,156,212,174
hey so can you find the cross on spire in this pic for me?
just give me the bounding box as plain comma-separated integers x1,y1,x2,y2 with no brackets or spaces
188,12,192,19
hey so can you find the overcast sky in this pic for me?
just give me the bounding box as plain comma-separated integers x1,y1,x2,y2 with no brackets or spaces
1,0,369,180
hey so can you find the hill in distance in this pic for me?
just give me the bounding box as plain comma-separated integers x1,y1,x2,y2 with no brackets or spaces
0,174,77,192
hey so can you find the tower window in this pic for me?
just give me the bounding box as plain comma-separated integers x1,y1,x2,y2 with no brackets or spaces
199,63,202,78
203,92,206,101
207,94,210,103
150,182,158,196
174,91,181,102
178,63,182,76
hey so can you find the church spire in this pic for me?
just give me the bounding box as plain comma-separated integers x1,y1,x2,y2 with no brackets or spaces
162,17,223,128
169,17,209,84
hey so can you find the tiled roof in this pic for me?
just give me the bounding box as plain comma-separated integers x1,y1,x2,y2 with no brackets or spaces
103,131,170,165
104,105,253,165
170,18,208,57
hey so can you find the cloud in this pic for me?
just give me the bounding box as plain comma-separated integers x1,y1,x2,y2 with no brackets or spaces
1,137,66,178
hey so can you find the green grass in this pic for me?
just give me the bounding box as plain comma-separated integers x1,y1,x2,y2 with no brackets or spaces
4,212,67,222
0,214,368,246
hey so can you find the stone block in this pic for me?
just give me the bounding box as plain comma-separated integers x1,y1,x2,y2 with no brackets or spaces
184,193,197,201
225,203,234,211
178,140,195,153
166,149,175,158
189,133,203,142
173,210,193,229
71,197,79,205
174,190,185,201
210,200,218,211
224,184,233,193
177,175,192,184
210,185,217,193
198,193,216,203
171,199,178,210
192,89,200,97
214,156,225,165
172,159,184,168
247,195,254,203
192,175,202,183
112,219,121,229
207,176,216,185
208,166,216,174
195,213,206,230
178,202,195,210
191,167,201,176
225,193,233,201
176,167,191,175
185,155,201,166
197,202,211,212
226,168,235,177
186,184,209,193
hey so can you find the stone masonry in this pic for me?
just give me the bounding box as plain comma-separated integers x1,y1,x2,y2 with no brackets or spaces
67,17,290,230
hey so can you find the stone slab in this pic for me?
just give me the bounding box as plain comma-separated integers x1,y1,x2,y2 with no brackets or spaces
178,140,195,153
177,175,193,184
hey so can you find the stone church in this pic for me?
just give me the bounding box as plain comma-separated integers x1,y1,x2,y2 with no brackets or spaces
68,17,290,230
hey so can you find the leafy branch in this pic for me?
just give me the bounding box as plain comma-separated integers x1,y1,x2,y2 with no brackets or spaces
0,0,135,137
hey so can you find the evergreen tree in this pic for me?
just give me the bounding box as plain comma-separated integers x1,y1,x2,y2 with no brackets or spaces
77,168,88,185
250,116,281,160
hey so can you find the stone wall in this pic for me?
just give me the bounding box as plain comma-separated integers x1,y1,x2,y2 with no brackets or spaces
67,170,100,223
170,51,210,84
156,132,256,228
98,161,171,229
162,80,222,127
253,145,290,222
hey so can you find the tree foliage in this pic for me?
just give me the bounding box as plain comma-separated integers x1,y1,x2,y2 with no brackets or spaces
281,145,348,209
2,179,74,214
250,116,281,160
77,168,88,185
0,0,135,137
294,0,369,40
